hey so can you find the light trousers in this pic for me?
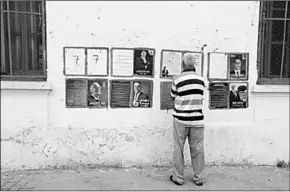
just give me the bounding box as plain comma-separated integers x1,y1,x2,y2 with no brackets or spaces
172,118,205,184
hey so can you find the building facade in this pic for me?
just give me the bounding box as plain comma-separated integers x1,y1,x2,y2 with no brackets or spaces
1,1,289,171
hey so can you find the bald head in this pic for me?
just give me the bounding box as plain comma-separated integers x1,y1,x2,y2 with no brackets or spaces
183,53,196,69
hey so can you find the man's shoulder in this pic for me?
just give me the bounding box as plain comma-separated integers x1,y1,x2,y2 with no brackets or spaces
140,92,148,98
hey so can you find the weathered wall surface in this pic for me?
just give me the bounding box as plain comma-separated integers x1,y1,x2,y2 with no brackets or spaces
1,1,289,171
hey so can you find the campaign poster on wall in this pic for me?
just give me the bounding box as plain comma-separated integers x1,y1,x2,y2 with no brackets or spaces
160,81,174,110
229,82,248,109
228,53,248,80
66,78,87,108
87,79,108,108
87,48,109,76
64,47,86,75
209,82,229,109
130,80,153,108
110,80,131,108
133,49,155,77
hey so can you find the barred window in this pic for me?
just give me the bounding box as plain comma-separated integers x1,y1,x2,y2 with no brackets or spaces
258,1,290,85
0,1,46,81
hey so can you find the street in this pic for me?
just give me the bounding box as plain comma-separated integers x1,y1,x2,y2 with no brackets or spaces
1,166,289,191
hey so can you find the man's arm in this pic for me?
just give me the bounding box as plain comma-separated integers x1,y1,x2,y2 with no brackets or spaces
170,81,177,100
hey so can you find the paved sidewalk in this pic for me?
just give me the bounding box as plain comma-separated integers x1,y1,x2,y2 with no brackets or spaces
1,166,289,191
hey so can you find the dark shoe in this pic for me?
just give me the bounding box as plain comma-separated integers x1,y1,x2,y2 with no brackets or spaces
170,175,183,185
193,180,203,186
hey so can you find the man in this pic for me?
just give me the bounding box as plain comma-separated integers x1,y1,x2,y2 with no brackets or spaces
132,81,149,107
134,50,153,76
229,85,241,108
229,57,246,78
87,82,102,107
170,53,206,186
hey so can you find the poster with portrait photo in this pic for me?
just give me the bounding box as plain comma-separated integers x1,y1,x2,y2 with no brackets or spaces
228,53,248,80
229,82,248,109
130,80,153,108
161,50,182,78
87,79,108,108
133,49,155,77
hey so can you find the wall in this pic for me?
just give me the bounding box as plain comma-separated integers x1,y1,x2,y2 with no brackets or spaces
1,1,289,171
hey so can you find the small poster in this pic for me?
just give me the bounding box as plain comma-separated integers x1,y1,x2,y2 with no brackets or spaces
66,79,87,108
161,51,182,78
111,49,134,77
87,79,108,108
64,47,86,75
133,49,155,77
208,52,228,80
229,82,248,109
228,53,248,79
87,48,108,76
160,81,174,110
110,80,131,108
131,80,153,108
161,50,203,78
209,83,229,109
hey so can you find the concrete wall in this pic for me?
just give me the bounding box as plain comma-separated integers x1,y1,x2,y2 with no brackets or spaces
1,1,289,171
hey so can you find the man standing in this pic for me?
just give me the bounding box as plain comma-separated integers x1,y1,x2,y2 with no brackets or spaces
170,53,206,186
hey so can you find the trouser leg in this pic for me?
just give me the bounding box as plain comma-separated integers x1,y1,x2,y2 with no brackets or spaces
188,124,205,183
172,118,189,184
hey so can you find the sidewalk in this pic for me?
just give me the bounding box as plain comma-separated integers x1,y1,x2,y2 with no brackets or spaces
1,166,289,191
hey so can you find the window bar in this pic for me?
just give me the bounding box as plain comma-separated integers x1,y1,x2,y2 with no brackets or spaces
41,1,46,76
2,10,42,15
30,1,36,71
22,3,29,74
280,1,288,78
258,3,266,77
0,1,6,73
7,1,13,75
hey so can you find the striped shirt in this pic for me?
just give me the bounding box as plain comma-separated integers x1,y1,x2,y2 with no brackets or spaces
170,69,205,125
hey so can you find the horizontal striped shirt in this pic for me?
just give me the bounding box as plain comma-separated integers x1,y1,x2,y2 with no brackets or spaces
170,69,205,125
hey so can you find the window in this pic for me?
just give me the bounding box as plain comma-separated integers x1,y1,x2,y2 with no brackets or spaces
258,1,290,85
0,1,46,81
